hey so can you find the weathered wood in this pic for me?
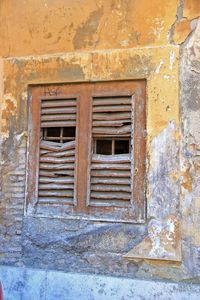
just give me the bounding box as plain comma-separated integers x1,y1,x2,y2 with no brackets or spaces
93,133,130,138
41,150,75,158
39,184,74,190
38,197,73,204
91,184,131,192
40,156,75,163
27,80,146,223
41,107,76,114
91,163,130,170
90,199,130,206
92,125,131,135
39,177,74,184
91,177,130,185
41,114,76,121
39,170,74,177
41,100,76,108
90,191,130,200
39,190,73,197
40,163,74,170
41,121,76,127
91,170,130,178
93,120,131,127
94,97,131,106
41,140,62,147
40,140,75,151
93,112,131,121
93,105,131,113
92,154,131,164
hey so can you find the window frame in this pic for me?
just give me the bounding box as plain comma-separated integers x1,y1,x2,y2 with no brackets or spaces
26,80,146,223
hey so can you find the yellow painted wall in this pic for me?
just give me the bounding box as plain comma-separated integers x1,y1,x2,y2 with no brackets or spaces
0,0,180,57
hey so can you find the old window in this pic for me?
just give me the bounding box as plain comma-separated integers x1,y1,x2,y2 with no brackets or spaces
27,81,146,223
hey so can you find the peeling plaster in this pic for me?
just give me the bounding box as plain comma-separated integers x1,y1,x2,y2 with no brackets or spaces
181,18,200,276
125,122,181,262
170,0,200,45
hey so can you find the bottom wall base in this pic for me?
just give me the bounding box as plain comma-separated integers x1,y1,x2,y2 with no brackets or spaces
0,265,200,300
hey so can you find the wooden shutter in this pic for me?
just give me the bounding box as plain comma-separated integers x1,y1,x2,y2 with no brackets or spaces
38,98,76,206
90,96,133,207
41,98,76,127
27,81,146,223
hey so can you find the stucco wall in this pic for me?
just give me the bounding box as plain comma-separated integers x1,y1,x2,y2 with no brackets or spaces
0,0,200,282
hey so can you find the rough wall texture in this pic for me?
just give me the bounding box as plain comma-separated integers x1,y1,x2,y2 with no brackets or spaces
0,0,200,282
181,19,200,278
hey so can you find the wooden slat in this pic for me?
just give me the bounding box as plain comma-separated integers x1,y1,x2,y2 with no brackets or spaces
92,154,131,164
41,150,75,157
91,177,130,185
93,120,131,127
91,164,130,170
91,163,130,170
90,199,130,206
39,177,74,183
93,105,131,113
41,100,76,108
92,125,131,135
41,107,76,115
93,97,131,106
40,140,75,151
40,163,74,170
91,184,131,192
41,114,76,121
39,170,74,177
38,190,73,197
40,156,75,163
93,133,130,138
90,191,130,200
39,184,74,190
91,170,130,178
41,121,76,127
38,197,73,204
93,112,131,121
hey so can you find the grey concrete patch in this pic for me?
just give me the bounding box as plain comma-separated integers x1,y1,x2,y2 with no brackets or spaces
0,266,46,300
1,266,200,300
22,216,147,277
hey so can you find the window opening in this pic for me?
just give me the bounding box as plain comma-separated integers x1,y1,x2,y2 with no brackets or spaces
42,126,76,143
94,138,130,155
115,139,130,154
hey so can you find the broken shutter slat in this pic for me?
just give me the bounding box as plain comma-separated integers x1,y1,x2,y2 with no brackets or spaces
38,97,77,207
90,95,133,207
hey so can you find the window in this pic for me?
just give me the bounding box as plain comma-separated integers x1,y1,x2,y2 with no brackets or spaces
27,81,146,223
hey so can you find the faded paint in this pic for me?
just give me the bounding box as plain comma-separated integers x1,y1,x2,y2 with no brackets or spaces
180,17,200,276
0,0,179,57
183,0,200,20
172,0,200,45
125,122,181,262
173,19,192,44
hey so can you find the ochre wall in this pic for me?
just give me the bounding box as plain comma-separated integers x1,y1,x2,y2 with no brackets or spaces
1,0,199,57
0,0,200,281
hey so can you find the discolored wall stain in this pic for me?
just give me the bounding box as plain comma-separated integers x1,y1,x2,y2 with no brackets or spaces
73,6,104,49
